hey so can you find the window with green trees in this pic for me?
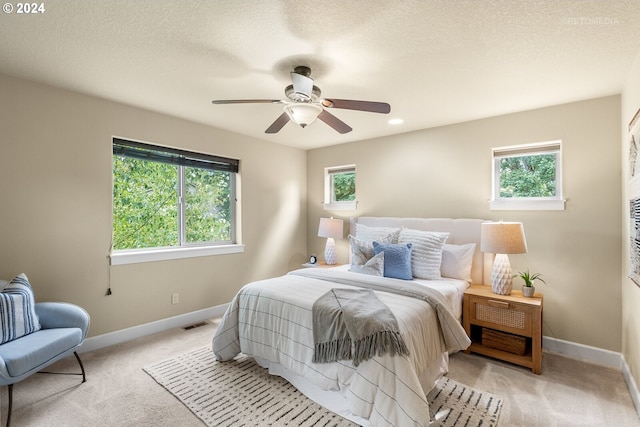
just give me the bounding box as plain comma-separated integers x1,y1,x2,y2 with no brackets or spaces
324,165,357,210
332,170,356,202
112,138,238,251
498,154,556,198
490,141,564,210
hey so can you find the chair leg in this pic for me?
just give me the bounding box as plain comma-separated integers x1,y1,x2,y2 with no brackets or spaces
5,352,86,426
73,351,86,383
6,383,12,427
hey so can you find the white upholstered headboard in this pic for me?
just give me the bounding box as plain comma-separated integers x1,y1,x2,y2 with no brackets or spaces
350,217,492,285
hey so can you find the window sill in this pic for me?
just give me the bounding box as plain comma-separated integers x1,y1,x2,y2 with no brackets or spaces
489,199,566,211
323,201,357,211
110,244,245,265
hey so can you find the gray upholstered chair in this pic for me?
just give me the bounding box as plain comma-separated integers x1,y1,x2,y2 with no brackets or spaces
0,286,90,426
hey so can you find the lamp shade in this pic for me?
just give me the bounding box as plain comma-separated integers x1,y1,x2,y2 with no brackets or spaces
318,217,343,240
480,222,528,254
481,221,527,295
283,103,323,128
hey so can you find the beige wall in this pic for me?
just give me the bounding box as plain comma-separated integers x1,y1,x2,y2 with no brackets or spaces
308,95,622,352
622,53,640,388
0,69,626,356
0,73,308,337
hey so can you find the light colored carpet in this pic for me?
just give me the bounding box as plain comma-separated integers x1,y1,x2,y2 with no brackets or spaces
144,346,502,427
448,351,640,426
1,318,638,426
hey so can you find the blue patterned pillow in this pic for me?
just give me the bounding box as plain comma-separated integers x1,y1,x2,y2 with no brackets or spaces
0,274,41,344
373,242,413,280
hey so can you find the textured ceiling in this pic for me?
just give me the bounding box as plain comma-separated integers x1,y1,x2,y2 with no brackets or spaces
1,1,640,149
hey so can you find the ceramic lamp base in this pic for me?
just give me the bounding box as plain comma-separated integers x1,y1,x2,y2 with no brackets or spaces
324,238,337,265
491,253,513,295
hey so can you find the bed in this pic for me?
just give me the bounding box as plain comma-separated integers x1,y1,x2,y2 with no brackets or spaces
212,217,491,427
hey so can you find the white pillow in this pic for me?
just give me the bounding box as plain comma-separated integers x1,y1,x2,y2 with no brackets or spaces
355,224,400,243
441,243,476,282
350,252,385,276
349,233,395,266
398,228,449,280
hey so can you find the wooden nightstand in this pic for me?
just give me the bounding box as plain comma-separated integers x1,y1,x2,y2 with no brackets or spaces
463,285,543,374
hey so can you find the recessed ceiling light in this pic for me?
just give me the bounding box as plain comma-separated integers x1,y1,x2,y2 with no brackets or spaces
388,118,404,125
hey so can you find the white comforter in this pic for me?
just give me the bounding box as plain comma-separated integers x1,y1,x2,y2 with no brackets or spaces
212,268,471,427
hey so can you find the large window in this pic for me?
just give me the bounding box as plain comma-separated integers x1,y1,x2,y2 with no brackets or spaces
111,138,241,264
324,165,356,211
490,141,564,210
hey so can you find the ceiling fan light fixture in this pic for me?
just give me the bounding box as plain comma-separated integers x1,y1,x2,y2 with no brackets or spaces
283,103,323,128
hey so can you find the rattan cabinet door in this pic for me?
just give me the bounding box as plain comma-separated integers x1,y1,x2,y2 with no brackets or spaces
468,296,534,338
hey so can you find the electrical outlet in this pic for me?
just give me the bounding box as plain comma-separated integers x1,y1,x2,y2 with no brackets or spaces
171,293,179,305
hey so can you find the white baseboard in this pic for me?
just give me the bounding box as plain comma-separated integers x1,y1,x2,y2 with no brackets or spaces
622,354,640,418
543,335,640,418
79,303,229,354
542,335,622,369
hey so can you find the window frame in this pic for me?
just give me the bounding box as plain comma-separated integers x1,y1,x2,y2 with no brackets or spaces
323,164,357,211
490,140,565,211
110,137,243,265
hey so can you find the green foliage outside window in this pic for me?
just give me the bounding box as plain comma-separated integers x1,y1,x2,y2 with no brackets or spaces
332,172,356,202
184,167,231,243
499,154,556,198
113,157,178,249
113,156,231,250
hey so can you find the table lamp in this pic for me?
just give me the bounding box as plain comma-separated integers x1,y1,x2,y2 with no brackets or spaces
317,217,343,265
481,221,528,295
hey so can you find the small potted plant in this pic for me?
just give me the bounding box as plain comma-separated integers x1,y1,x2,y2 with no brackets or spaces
515,269,546,297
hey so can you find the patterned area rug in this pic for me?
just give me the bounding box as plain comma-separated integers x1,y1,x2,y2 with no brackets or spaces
427,376,502,427
144,347,502,427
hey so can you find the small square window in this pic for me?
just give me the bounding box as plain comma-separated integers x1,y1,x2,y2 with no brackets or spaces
324,165,357,211
490,141,565,211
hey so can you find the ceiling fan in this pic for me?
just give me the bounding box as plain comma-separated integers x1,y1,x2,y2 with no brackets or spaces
212,66,391,134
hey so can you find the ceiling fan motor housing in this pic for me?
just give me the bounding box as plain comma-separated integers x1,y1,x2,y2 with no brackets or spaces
293,65,312,77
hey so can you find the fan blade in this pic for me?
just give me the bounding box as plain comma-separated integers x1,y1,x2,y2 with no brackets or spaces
212,99,284,105
318,110,352,134
321,99,390,114
265,112,290,134
290,72,314,99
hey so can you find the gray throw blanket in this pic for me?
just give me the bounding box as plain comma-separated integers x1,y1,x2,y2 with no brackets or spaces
312,288,410,367
291,268,471,354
